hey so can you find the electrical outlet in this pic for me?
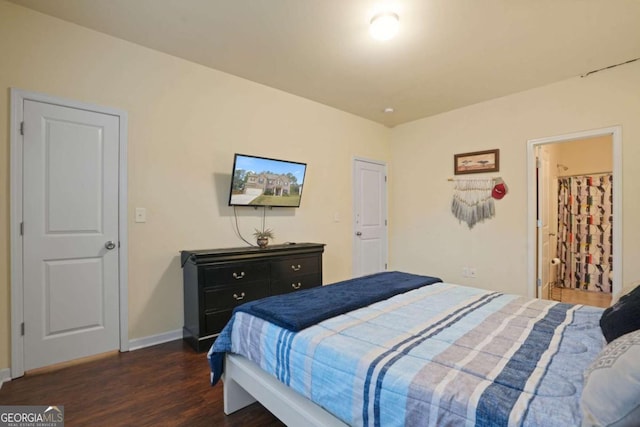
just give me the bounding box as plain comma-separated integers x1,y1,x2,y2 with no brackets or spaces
462,267,469,277
469,267,477,278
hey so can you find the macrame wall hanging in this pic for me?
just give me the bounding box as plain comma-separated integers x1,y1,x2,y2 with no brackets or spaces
450,178,496,228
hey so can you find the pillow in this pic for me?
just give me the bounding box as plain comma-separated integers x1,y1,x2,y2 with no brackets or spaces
581,329,640,427
599,284,640,343
611,281,640,305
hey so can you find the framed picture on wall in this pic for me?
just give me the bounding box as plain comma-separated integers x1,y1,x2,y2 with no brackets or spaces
454,149,500,175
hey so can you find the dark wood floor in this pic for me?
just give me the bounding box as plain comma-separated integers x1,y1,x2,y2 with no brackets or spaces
0,340,285,427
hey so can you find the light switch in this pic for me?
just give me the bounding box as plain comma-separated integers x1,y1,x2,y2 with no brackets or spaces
135,207,147,223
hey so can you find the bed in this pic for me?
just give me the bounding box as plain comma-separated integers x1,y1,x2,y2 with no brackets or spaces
208,271,639,426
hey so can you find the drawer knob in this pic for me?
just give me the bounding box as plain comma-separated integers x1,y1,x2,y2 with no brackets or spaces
233,292,246,301
232,271,245,279
291,264,301,271
291,282,302,290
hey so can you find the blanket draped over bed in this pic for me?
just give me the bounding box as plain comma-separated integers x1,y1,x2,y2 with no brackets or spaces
208,273,604,427
233,271,441,331
209,271,441,384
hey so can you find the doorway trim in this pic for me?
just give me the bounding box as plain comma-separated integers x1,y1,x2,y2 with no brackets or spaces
10,88,129,378
526,126,622,299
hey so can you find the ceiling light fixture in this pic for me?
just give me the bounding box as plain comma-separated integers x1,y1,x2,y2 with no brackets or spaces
383,107,395,113
369,12,399,41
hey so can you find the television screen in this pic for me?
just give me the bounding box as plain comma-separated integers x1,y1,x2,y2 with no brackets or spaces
228,153,307,207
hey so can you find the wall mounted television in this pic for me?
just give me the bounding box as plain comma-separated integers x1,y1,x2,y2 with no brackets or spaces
228,153,307,207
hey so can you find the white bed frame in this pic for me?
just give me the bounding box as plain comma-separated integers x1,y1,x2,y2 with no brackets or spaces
223,354,348,426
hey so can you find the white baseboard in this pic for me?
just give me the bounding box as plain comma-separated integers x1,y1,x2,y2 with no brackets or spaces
0,331,182,384
128,329,182,351
0,368,11,389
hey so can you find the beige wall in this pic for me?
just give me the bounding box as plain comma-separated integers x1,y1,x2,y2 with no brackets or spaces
556,136,613,177
389,60,640,295
0,1,390,371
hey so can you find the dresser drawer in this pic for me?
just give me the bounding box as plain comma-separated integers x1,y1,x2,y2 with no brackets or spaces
201,261,269,287
271,255,320,279
204,311,232,337
272,273,321,295
203,281,269,312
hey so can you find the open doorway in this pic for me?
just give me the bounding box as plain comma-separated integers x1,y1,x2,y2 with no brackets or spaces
527,127,622,308
538,136,612,307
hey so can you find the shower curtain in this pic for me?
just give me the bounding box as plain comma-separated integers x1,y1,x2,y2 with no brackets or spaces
556,174,612,293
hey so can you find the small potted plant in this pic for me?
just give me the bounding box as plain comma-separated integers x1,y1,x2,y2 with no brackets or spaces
253,228,274,248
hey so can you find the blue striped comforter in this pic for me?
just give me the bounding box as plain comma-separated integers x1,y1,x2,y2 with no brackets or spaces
210,282,605,426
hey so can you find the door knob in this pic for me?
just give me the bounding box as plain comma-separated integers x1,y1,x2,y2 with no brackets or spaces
356,232,362,236
105,241,116,250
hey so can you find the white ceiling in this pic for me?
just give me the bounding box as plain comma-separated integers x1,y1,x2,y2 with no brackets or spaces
9,0,640,127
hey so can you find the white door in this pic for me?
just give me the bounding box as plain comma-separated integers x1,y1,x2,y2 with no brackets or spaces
536,148,551,299
22,99,120,370
353,159,387,277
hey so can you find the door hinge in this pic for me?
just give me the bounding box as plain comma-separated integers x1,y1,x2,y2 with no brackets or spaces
20,222,24,236
21,322,25,336
536,157,541,168
385,263,388,270
537,278,542,286
385,219,387,226
20,121,24,136
537,219,542,228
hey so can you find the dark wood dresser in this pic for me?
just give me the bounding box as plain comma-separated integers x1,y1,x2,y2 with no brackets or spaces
180,243,325,351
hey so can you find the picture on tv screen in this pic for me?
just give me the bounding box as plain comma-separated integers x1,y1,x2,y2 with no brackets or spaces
228,154,307,207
